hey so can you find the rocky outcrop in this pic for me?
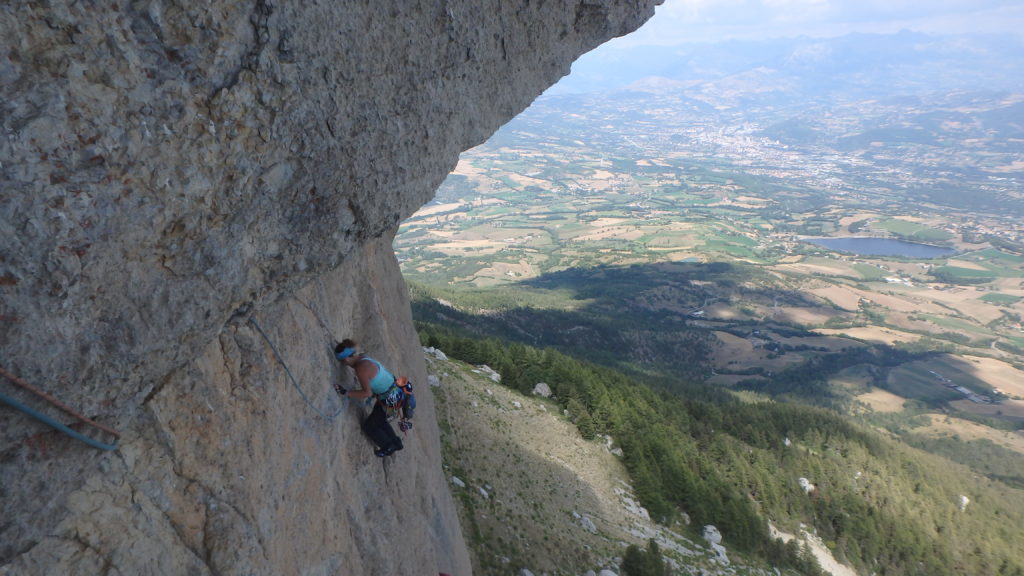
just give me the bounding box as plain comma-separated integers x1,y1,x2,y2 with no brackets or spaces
533,382,553,398
702,525,729,566
0,0,659,573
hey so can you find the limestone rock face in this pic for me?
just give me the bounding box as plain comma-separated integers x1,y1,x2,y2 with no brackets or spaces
5,238,474,575
0,0,659,572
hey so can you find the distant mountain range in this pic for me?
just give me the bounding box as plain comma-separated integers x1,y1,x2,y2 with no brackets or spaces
550,32,1024,102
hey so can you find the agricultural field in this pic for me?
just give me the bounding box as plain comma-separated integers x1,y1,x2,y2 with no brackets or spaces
398,143,1024,366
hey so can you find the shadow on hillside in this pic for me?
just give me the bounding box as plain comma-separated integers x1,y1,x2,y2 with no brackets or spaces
915,354,1024,422
412,260,832,389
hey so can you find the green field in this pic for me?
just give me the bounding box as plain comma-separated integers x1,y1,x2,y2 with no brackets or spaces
931,265,998,284
981,293,1022,305
875,218,954,242
854,263,887,280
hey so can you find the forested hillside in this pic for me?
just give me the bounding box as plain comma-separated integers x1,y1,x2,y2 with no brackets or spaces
416,302,1024,576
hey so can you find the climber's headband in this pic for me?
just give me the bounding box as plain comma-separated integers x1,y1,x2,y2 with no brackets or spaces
336,347,356,360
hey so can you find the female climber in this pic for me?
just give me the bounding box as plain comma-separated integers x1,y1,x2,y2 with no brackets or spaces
334,339,415,457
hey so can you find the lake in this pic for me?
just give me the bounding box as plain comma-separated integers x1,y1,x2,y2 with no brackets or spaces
802,237,957,258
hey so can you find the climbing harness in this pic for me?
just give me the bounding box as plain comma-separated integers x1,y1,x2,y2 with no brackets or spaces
380,377,415,433
248,317,345,422
0,365,120,451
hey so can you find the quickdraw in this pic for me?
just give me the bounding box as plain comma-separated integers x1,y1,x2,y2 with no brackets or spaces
378,377,415,432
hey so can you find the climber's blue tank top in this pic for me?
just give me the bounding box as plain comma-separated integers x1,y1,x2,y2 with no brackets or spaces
363,357,395,395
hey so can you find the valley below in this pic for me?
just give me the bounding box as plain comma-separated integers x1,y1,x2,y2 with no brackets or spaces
396,75,1024,457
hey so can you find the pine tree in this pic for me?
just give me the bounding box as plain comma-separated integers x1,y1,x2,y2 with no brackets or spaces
622,539,667,576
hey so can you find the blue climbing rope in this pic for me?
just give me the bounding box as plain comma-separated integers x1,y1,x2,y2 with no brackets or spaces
0,390,118,451
248,317,345,422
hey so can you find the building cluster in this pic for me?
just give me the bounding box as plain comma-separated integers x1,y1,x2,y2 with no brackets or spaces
930,370,993,404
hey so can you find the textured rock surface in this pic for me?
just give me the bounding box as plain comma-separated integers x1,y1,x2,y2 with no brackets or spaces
1,0,659,572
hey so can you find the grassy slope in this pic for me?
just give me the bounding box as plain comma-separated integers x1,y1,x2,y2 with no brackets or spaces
428,351,825,576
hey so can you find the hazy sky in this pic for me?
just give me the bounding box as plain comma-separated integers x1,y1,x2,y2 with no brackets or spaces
616,0,1024,45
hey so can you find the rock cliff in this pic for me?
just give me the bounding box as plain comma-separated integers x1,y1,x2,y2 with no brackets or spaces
1,1,659,573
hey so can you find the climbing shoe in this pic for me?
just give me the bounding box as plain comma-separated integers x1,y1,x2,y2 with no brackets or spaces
374,441,404,458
